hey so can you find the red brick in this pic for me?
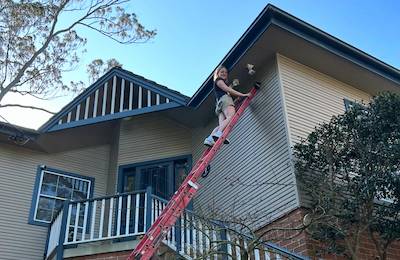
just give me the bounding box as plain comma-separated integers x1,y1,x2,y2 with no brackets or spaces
256,207,400,260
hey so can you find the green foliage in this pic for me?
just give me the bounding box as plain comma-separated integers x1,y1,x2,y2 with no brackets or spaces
294,92,400,258
0,0,156,105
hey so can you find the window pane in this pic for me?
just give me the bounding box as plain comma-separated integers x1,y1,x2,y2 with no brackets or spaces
175,161,189,188
41,183,57,196
71,179,89,201
38,197,55,210
138,165,169,198
57,176,73,199
36,197,55,222
125,175,135,192
59,176,73,189
33,169,93,224
43,172,58,185
57,186,72,199
37,209,52,222
54,199,65,213
72,190,87,201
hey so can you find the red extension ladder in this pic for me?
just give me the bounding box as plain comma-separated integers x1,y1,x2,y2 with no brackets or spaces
128,82,260,260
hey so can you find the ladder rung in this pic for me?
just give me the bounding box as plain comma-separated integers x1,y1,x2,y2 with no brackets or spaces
187,180,199,189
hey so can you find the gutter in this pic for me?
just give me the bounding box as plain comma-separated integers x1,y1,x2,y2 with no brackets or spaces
187,4,400,108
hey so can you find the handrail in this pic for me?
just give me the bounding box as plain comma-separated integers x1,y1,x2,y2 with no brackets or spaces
150,194,308,259
49,190,147,225
46,190,308,260
69,190,146,204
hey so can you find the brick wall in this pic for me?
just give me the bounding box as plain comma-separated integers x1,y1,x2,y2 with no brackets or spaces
65,208,400,259
258,208,311,256
257,207,400,260
66,244,177,260
67,250,132,260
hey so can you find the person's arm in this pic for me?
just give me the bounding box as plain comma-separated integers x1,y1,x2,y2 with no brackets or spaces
216,80,250,97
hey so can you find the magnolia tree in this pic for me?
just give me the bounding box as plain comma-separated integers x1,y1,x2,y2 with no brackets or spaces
0,0,155,113
294,92,400,259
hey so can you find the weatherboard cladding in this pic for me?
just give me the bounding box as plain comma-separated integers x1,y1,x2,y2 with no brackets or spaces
118,114,192,167
277,54,371,145
0,143,110,260
277,55,371,206
192,61,298,229
41,68,188,132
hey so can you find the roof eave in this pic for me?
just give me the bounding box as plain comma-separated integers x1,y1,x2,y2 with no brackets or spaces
39,67,190,133
187,4,400,108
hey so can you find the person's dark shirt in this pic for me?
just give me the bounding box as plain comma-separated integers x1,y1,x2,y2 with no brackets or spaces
214,77,227,100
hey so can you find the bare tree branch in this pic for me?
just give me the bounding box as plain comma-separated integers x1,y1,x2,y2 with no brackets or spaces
0,104,56,114
0,0,156,109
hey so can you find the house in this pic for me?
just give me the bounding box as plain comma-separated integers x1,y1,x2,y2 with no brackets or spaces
1,4,400,260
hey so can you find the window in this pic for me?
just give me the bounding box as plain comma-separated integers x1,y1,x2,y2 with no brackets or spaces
119,156,191,200
122,162,173,199
29,166,94,225
376,171,399,204
343,98,356,112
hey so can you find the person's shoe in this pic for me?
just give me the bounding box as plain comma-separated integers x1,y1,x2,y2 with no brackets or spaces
212,130,230,144
203,136,215,147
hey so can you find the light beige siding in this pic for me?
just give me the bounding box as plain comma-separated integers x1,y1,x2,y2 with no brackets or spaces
192,60,298,229
0,144,110,260
118,114,192,168
106,125,120,195
277,54,371,145
277,54,372,207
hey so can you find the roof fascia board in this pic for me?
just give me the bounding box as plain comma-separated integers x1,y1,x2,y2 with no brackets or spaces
0,125,38,139
187,5,274,108
188,5,400,108
271,9,400,84
189,19,273,108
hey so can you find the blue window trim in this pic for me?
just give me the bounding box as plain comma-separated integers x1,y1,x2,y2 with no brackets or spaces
28,165,95,227
117,155,192,194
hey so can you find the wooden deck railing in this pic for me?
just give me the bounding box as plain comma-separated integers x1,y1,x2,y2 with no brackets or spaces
45,188,308,260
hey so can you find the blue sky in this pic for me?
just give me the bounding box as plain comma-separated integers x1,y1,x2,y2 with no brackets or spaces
2,0,400,129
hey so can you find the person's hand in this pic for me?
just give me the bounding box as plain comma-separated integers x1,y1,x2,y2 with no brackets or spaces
243,92,251,97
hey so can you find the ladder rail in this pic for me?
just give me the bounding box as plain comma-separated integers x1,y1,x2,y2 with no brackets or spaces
129,84,260,260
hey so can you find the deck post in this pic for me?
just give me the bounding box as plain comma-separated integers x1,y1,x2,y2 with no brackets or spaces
56,201,70,260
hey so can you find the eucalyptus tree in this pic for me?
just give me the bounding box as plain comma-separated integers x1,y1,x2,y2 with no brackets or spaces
0,0,155,112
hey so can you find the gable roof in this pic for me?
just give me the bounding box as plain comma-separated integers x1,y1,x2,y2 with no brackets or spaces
40,67,189,132
9,4,400,135
188,4,400,108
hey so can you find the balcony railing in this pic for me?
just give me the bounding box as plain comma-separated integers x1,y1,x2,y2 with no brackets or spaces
45,187,308,260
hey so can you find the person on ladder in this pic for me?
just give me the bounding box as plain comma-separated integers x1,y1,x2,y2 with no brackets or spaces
204,65,251,147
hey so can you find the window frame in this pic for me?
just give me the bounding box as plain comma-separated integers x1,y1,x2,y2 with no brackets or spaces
117,155,192,198
28,166,95,227
343,98,357,112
